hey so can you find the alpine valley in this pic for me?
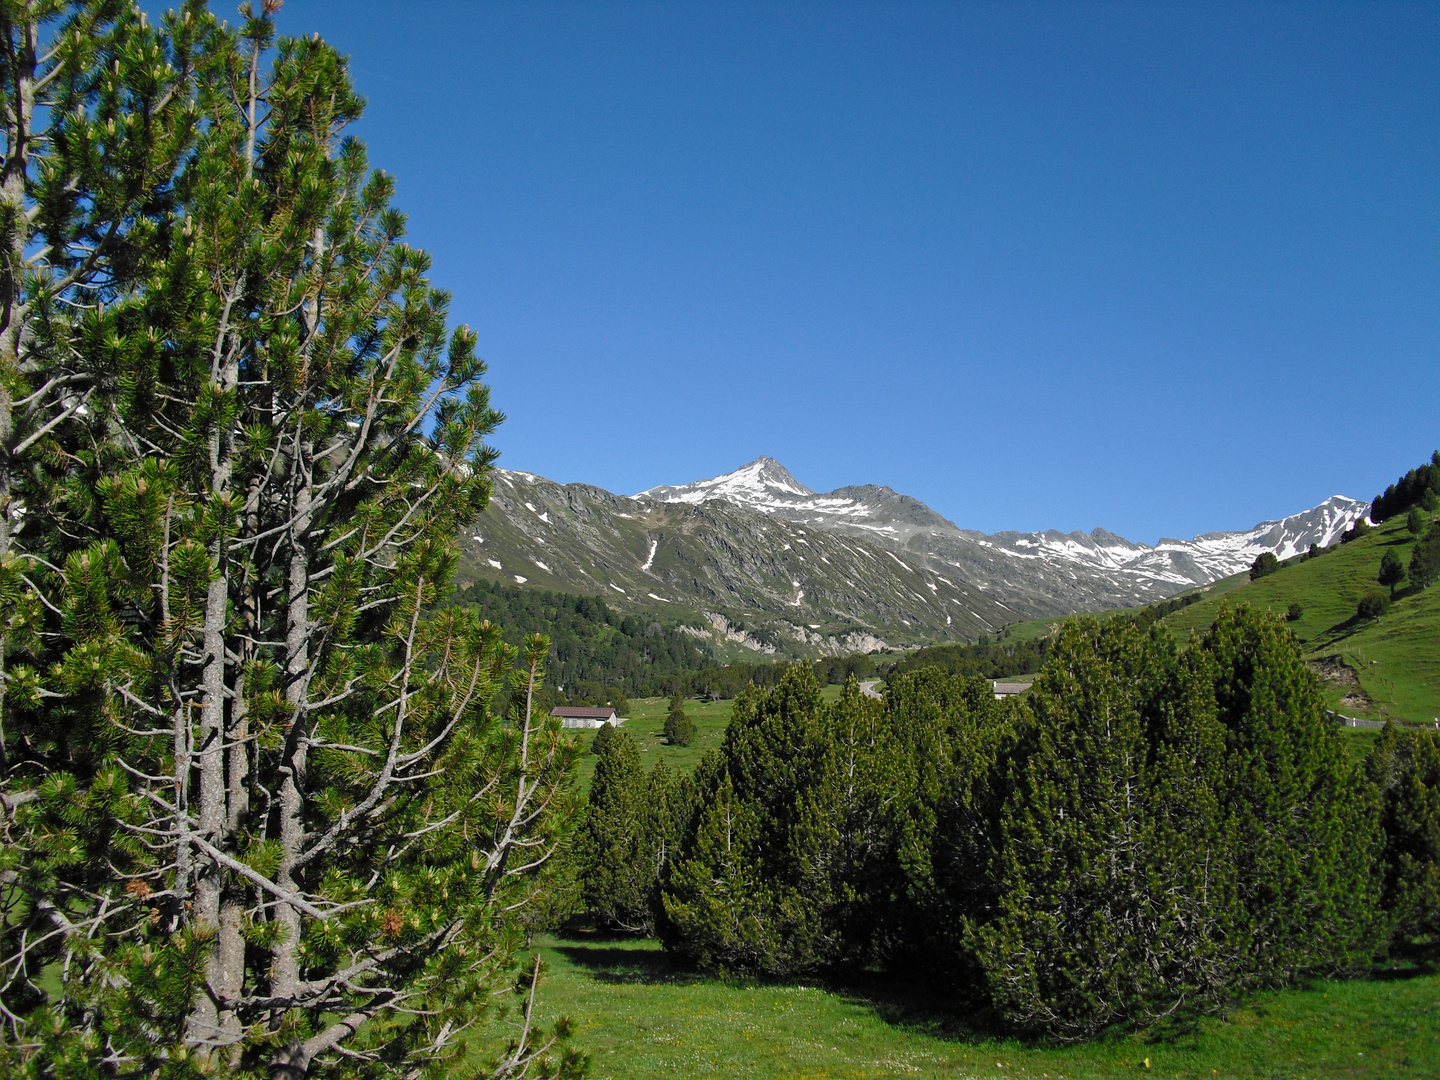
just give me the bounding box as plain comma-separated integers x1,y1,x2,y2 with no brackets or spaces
456,458,1370,658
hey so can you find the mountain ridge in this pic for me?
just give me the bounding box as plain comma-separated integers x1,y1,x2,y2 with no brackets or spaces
455,458,1369,658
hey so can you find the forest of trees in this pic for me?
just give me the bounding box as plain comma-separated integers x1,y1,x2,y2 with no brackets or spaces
1371,450,1440,523
451,579,903,702
570,605,1439,1039
450,578,714,703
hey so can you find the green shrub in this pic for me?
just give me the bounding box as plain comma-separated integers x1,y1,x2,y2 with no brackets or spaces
592,720,619,756
663,692,695,745
1287,602,1304,622
1367,726,1440,959
1250,552,1280,579
1357,591,1391,620
1379,550,1407,598
1342,519,1373,543
663,711,696,746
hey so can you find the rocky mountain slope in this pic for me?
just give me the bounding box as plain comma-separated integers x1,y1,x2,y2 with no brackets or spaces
456,459,1369,657
639,457,1369,607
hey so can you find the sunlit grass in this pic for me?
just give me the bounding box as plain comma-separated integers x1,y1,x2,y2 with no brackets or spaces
499,935,1439,1080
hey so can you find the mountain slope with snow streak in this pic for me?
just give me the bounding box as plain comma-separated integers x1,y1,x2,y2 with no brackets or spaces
638,458,1371,612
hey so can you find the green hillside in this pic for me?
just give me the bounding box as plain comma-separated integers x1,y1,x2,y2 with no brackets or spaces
1161,511,1440,723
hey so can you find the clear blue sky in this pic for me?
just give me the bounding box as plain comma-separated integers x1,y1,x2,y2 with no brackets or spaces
261,1,1435,543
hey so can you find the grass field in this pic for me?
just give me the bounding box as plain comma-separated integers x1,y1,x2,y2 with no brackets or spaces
491,935,1439,1080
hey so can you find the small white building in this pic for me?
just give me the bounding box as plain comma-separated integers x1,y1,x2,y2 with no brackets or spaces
551,706,623,730
993,680,1033,700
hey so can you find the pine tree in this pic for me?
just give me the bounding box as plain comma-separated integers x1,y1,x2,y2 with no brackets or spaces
884,667,1016,985
1379,549,1406,599
1410,522,1440,589
975,619,1239,1039
1368,726,1440,958
590,719,618,757
577,729,653,931
2,6,582,1077
1202,604,1384,986
660,666,840,974
663,691,694,746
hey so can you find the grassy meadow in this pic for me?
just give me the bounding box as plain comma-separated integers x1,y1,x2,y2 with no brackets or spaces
499,935,1439,1080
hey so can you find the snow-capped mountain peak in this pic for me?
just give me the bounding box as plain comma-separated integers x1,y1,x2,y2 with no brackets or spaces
635,458,1372,602
637,456,814,506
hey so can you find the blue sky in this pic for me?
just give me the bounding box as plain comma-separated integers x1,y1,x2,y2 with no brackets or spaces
258,1,1434,543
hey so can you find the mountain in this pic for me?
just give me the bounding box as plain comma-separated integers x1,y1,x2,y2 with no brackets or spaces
455,459,1370,657
458,469,1016,658
638,458,1370,612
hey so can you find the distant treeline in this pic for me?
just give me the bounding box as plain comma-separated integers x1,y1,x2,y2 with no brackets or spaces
564,606,1438,1041
885,637,1049,681
1371,450,1440,523
450,580,901,703
449,579,716,703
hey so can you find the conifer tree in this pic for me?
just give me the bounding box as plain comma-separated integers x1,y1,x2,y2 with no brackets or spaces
663,690,693,746
661,666,840,974
1368,725,1440,957
1,5,582,1077
639,757,693,911
883,667,1015,982
590,719,618,757
1410,522,1440,589
975,619,1239,1038
1379,549,1406,599
577,729,652,931
1202,604,1384,985
0,0,208,780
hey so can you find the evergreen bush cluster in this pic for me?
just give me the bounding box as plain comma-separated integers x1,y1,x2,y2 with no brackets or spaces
1249,551,1280,579
572,605,1429,1040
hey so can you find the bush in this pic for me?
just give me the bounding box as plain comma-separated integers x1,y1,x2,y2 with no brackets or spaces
664,711,696,746
664,692,695,746
1367,726,1440,959
1342,519,1373,544
1357,591,1391,620
591,720,618,756
1286,602,1304,622
1250,552,1280,580
656,612,1386,1040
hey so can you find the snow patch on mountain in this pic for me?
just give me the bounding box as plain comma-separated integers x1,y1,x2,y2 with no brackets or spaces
639,458,1371,596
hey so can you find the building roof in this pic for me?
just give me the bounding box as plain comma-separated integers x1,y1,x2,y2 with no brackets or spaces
550,706,619,719
992,680,1034,696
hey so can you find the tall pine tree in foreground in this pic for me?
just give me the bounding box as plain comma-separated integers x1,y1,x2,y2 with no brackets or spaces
0,4,582,1077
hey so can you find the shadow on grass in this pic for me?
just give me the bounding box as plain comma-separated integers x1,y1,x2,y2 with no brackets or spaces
552,939,706,987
